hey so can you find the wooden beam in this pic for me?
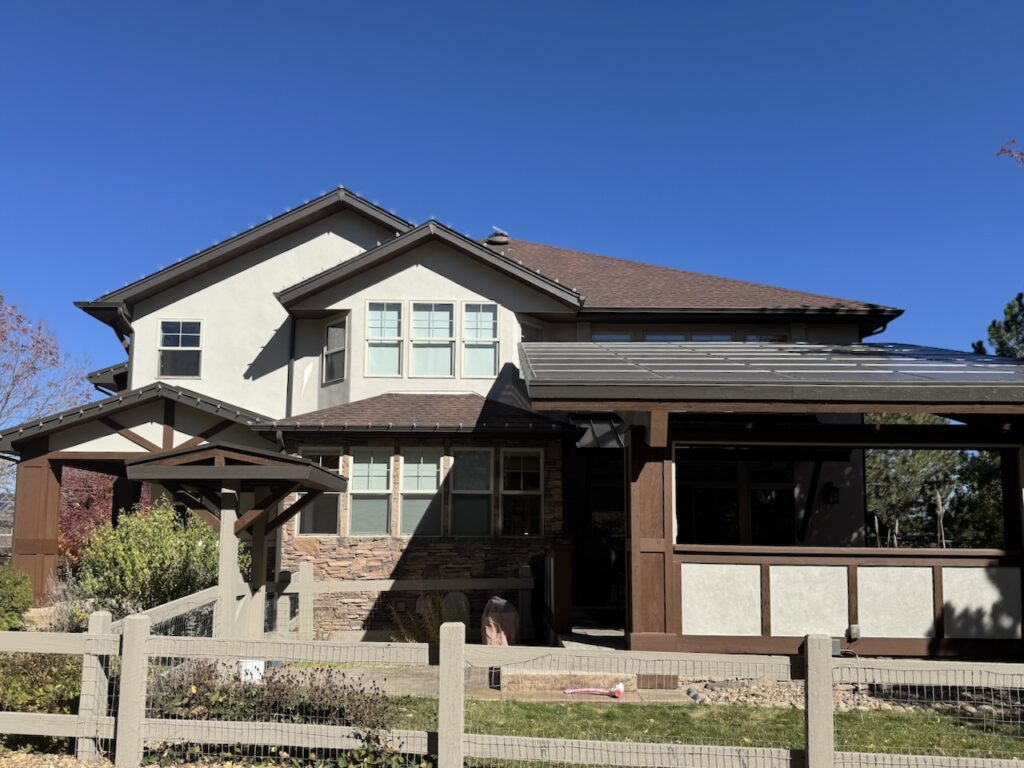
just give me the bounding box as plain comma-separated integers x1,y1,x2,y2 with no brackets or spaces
98,417,161,453
160,481,219,532
162,399,175,450
536,400,1024,415
265,492,322,535
672,423,1024,449
177,419,236,450
234,484,299,534
648,411,668,448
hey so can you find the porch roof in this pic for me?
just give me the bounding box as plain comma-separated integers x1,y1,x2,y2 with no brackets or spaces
519,342,1024,410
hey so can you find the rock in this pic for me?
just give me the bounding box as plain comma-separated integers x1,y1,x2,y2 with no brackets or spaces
686,686,702,699
707,680,747,691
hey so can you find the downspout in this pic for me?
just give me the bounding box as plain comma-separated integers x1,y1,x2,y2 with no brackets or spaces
284,316,296,418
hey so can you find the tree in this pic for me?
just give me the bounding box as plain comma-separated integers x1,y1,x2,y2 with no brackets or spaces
997,139,1024,169
972,292,1024,359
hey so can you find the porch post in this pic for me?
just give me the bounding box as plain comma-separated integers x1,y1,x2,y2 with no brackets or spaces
215,481,243,638
248,515,267,638
11,450,61,602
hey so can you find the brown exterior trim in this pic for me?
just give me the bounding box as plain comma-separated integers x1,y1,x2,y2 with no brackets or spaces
760,563,772,636
674,543,1020,566
265,492,321,535
98,417,161,453
932,565,945,640
537,400,1024,415
629,632,1024,658
234,484,300,534
847,564,859,628
177,419,239,450
162,400,175,450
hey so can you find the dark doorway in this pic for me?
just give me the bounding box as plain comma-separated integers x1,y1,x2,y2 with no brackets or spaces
570,448,627,629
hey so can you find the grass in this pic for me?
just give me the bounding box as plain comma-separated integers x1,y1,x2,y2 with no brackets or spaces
393,698,1024,758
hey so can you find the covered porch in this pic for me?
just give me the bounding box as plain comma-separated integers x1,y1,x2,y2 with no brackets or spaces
521,341,1024,657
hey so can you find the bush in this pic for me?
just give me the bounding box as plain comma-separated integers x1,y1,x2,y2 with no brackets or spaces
0,564,32,630
0,652,81,713
79,500,219,618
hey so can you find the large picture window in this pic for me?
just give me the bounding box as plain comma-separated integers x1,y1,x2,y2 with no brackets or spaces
400,449,442,536
411,303,454,377
366,303,402,376
158,320,202,377
500,449,543,536
323,320,347,383
350,448,392,535
297,455,340,536
450,449,492,536
463,303,498,377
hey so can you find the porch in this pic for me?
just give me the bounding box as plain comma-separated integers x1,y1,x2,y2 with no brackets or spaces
520,341,1024,657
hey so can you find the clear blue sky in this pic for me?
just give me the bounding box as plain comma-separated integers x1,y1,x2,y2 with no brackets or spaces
1,1,1021,370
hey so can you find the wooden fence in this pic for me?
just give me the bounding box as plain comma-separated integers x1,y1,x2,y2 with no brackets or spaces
1,618,1023,768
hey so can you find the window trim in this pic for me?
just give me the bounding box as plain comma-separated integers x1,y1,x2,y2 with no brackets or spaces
461,301,500,379
499,447,544,537
294,453,341,537
399,447,444,537
157,319,203,379
449,446,494,537
410,301,456,379
364,301,404,379
322,316,348,384
347,446,394,537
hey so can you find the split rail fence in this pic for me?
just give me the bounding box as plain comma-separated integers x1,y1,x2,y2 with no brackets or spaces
1,618,1023,768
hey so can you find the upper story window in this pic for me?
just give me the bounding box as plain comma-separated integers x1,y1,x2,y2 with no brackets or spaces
592,332,633,343
411,303,454,377
644,332,687,342
366,303,402,377
158,320,202,377
691,333,734,342
521,323,543,343
463,303,498,377
745,333,788,342
323,320,347,383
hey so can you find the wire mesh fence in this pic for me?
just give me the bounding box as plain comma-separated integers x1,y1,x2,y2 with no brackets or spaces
833,660,1024,761
142,634,438,765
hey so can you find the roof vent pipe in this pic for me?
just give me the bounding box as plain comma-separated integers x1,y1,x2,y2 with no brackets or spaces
486,227,510,246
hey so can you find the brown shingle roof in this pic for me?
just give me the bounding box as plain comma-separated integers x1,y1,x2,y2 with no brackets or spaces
261,393,565,434
486,239,900,314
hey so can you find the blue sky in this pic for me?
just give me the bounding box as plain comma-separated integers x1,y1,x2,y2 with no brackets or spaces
1,1,1021,370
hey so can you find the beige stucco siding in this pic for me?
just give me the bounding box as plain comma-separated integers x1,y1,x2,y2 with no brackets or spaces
131,211,393,418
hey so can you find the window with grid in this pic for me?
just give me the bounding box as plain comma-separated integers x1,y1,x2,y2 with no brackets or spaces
400,448,442,536
450,449,492,536
643,332,687,342
744,333,788,342
410,302,454,377
501,449,543,536
520,323,543,343
349,448,392,535
297,454,340,535
463,303,498,377
366,302,402,376
691,333,735,341
158,320,202,377
323,320,347,383
591,331,633,342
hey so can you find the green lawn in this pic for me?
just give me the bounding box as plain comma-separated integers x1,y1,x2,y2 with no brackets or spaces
394,698,1024,758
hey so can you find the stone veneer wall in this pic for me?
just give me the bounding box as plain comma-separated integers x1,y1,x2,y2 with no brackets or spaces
279,436,565,637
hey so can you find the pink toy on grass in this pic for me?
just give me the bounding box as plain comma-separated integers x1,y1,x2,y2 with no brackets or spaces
563,682,625,698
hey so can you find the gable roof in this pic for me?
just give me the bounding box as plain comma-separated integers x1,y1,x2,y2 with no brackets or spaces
275,222,584,311
76,188,412,331
0,383,268,452
257,392,565,434
485,239,902,320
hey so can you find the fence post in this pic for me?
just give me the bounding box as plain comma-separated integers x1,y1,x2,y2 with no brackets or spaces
438,621,465,768
297,560,314,640
115,615,151,768
804,634,835,768
517,564,534,641
76,610,112,762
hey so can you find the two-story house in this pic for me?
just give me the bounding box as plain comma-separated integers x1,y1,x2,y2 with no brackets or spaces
4,187,1024,656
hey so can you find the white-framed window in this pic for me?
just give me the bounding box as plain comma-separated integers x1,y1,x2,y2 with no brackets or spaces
463,303,498,377
158,320,202,377
500,448,543,536
591,332,633,342
349,448,392,535
691,333,735,342
366,302,403,377
400,448,443,536
744,333,788,342
411,302,454,377
450,448,493,536
323,319,347,383
297,454,340,536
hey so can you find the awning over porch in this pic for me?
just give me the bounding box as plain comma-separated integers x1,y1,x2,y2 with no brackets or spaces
519,342,1024,412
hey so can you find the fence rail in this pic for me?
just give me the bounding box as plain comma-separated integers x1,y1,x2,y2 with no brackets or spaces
1,616,1023,767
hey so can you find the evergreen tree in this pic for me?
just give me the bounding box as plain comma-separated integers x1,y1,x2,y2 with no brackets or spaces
972,291,1024,358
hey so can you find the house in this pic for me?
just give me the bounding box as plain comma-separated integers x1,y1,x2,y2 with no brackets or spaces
3,187,1024,656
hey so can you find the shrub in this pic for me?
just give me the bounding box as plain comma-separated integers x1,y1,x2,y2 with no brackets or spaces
79,500,219,618
0,652,81,713
0,564,32,630
390,593,444,643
